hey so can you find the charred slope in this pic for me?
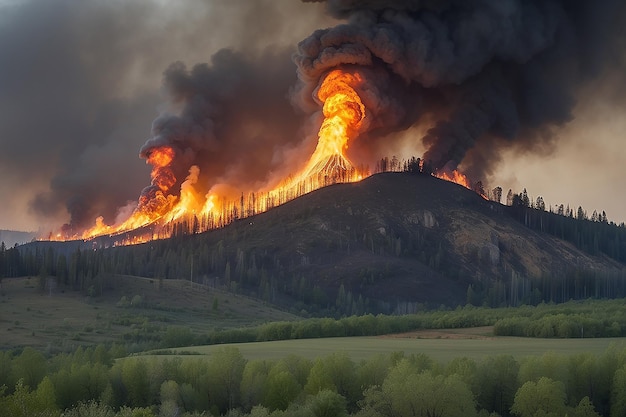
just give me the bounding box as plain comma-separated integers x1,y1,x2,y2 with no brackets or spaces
142,172,626,312
15,173,626,314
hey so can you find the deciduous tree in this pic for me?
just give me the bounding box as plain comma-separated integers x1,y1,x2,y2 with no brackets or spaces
511,377,566,417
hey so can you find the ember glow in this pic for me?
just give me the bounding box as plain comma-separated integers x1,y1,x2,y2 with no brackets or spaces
435,170,472,190
435,170,487,200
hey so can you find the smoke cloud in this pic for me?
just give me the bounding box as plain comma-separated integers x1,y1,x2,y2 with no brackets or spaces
0,0,330,231
1,0,625,232
137,48,312,211
294,0,626,179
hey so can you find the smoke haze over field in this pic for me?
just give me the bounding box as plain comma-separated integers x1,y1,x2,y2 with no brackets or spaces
0,0,625,233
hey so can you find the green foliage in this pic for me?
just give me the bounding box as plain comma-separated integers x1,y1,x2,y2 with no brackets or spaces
240,360,270,411
0,377,60,417
611,365,626,417
116,406,156,417
60,400,116,417
12,346,47,389
356,354,391,390
207,346,247,413
475,355,519,417
262,368,301,411
360,360,477,417
162,326,195,348
6,328,626,416
202,299,626,347
304,352,359,408
307,389,348,417
0,350,14,389
511,377,566,417
571,397,602,417
120,359,150,408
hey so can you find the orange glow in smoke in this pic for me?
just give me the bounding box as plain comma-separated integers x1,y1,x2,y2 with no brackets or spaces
272,69,366,195
69,70,369,243
50,69,485,245
147,146,174,167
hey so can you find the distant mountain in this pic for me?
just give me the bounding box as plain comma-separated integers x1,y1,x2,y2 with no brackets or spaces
13,173,626,314
0,229,36,247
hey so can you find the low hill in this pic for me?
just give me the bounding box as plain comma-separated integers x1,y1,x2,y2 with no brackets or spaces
0,275,297,351
12,173,626,315
0,229,36,247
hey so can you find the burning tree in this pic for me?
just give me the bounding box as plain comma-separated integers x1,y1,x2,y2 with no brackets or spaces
44,0,620,244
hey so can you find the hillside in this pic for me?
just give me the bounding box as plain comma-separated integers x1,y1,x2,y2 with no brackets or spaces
0,229,36,247
0,275,297,351
9,172,626,315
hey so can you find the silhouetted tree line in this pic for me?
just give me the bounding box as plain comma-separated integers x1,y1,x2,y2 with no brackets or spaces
503,189,626,264
375,155,434,175
3,193,454,316
3,168,626,315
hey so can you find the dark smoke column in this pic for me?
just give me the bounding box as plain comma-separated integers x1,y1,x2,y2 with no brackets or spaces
295,0,626,179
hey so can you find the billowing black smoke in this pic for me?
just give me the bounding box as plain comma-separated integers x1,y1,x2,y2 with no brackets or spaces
4,0,625,233
136,48,311,214
294,0,626,179
0,0,330,232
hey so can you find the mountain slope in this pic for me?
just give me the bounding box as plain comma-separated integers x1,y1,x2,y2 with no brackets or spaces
0,229,36,247
14,173,626,313
159,172,626,310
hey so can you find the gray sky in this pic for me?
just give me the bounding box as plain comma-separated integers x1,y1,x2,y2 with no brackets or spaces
1,0,625,233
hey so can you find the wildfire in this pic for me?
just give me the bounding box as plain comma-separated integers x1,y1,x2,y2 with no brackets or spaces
273,69,367,194
63,69,368,243
435,170,472,189
50,68,487,245
435,169,487,199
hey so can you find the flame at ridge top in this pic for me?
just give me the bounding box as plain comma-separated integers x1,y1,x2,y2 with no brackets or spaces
57,68,486,244
435,170,472,189
71,69,370,242
435,169,487,199
288,69,366,184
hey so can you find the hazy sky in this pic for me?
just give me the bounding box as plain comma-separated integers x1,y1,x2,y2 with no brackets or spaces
1,0,625,233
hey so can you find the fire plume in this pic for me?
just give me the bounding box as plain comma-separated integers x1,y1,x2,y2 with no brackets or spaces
147,146,176,192
68,69,370,243
278,69,366,192
52,68,487,245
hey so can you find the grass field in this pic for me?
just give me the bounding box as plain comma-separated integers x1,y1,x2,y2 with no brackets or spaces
0,276,297,351
149,327,626,362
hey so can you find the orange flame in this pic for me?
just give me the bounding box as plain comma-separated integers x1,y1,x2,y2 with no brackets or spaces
147,146,174,167
276,69,366,194
54,70,373,243
435,169,487,199
435,170,472,189
147,147,176,192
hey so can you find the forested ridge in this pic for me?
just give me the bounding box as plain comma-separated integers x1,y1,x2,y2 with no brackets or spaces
3,172,626,316
505,192,626,264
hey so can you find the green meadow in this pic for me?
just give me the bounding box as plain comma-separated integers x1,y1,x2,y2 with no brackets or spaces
154,334,626,362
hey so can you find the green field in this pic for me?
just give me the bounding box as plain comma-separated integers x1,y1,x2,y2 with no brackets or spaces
154,334,626,362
